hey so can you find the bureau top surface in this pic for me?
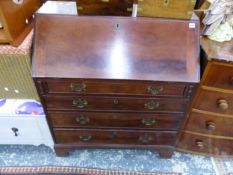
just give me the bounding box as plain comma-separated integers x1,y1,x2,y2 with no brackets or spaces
32,14,200,82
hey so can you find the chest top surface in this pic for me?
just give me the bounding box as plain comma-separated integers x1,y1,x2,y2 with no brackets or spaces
32,14,200,82
201,37,233,62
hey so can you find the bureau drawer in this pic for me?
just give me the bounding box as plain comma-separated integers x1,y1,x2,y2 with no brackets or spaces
202,62,233,91
177,132,233,155
185,112,233,137
44,95,187,113
194,89,233,115
47,111,182,130
53,128,176,145
38,79,188,97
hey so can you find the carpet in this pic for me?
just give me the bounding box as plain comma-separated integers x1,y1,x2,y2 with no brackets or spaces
0,145,223,175
0,166,180,175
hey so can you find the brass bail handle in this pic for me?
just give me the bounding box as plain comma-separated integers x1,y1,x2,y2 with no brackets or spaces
144,101,160,110
76,116,90,125
79,135,92,142
147,86,163,95
139,135,153,144
70,83,86,92
73,99,88,108
142,118,156,126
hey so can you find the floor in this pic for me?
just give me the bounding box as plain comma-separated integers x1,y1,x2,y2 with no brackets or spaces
0,144,229,175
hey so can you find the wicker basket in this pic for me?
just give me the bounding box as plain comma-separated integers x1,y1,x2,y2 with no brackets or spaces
0,31,39,100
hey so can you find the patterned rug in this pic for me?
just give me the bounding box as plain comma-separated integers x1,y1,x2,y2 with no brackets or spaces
0,166,180,175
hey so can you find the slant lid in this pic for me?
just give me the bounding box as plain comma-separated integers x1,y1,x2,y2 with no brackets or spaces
32,14,200,82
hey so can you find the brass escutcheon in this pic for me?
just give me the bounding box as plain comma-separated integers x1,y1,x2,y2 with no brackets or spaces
73,99,88,108
70,82,86,92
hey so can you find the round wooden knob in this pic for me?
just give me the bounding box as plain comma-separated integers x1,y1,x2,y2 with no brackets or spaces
217,99,229,110
195,140,204,149
205,121,215,131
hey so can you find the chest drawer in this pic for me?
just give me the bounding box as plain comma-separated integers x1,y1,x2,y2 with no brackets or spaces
185,112,233,137
137,0,196,19
0,117,43,141
48,111,182,130
194,89,233,115
38,79,188,97
53,128,176,145
202,62,233,91
44,95,187,113
76,0,132,15
178,132,233,156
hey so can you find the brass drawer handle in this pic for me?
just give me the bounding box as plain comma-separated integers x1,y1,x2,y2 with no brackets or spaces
77,6,83,11
139,135,153,144
142,118,156,126
217,99,229,110
113,99,119,105
70,83,86,92
144,101,160,110
108,131,117,140
206,121,215,131
100,0,109,2
76,116,90,125
73,99,88,108
195,140,204,149
147,86,163,95
79,135,92,142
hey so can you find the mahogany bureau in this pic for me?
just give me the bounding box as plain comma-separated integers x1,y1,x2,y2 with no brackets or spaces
32,14,200,158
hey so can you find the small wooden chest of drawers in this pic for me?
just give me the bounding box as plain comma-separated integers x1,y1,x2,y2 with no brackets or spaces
177,60,233,156
32,14,200,158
